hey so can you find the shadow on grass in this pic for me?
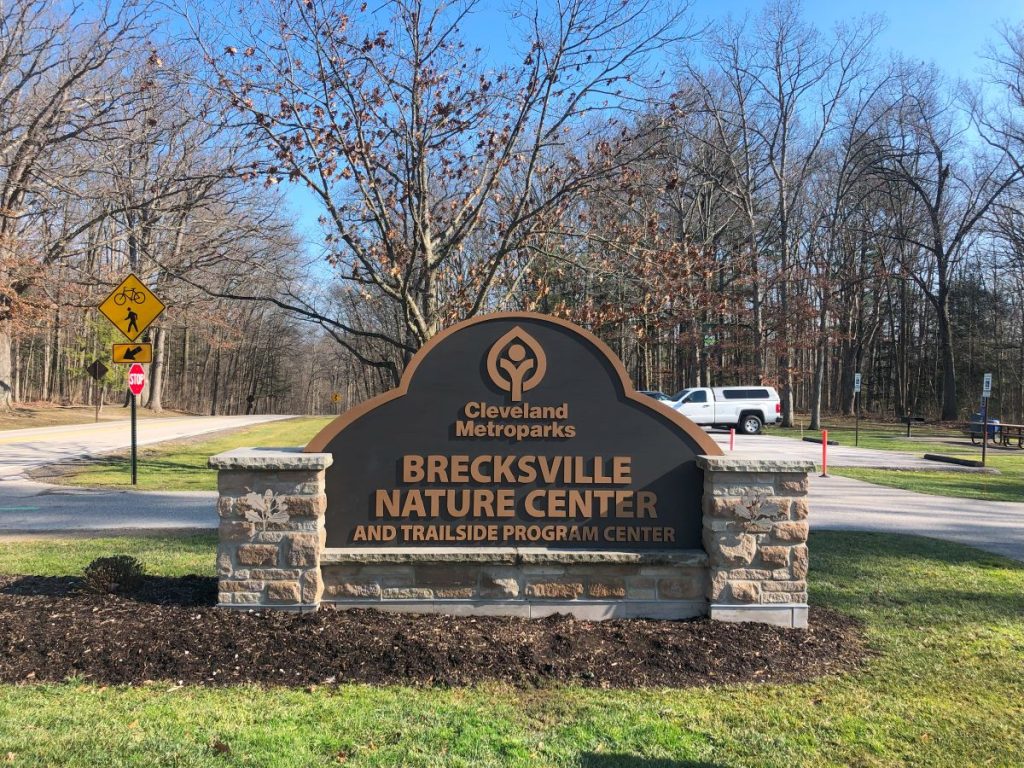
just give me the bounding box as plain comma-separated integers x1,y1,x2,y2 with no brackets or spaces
74,455,205,473
810,531,1024,570
0,574,216,606
579,756,725,768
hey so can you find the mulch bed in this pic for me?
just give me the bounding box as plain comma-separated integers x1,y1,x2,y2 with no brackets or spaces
0,575,866,688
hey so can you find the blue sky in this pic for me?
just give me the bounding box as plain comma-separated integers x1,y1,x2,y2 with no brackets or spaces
284,0,1024,247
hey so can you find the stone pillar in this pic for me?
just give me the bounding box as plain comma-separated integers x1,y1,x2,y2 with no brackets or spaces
698,456,814,628
209,448,332,611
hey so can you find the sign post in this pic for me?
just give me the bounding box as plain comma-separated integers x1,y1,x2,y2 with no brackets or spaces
981,372,992,467
127,363,146,485
99,276,165,486
853,372,862,447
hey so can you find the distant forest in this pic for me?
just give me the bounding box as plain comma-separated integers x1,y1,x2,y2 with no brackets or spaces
2,0,1023,426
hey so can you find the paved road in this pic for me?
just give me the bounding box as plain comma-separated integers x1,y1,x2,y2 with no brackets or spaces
809,474,1024,561
0,418,1021,561
0,414,294,532
0,414,294,480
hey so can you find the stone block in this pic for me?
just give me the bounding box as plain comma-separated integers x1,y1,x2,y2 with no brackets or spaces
726,568,773,580
216,548,234,577
219,469,325,497
433,587,476,599
286,533,320,567
709,571,730,601
762,591,807,603
220,591,263,605
772,521,809,543
253,531,285,544
327,580,381,599
697,457,815,473
414,564,479,589
587,578,626,599
279,494,327,519
525,581,584,599
479,576,520,599
626,576,657,599
217,497,237,519
236,544,279,567
266,581,301,603
776,475,808,495
219,580,265,593
301,570,323,604
729,581,761,602
710,604,808,628
790,498,810,520
705,531,757,566
710,482,777,498
249,568,302,580
760,546,790,567
219,521,256,543
792,545,809,578
382,587,434,600
658,577,704,600
762,580,806,592
216,470,258,496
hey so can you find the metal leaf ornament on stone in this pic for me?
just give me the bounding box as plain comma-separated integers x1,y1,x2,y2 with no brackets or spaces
241,489,290,530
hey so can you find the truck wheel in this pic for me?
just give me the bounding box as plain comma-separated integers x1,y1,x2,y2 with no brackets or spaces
739,414,763,435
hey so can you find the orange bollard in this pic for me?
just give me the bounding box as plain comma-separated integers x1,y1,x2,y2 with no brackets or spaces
820,429,828,477
729,427,735,451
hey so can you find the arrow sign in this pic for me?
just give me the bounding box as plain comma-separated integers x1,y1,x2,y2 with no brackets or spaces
127,363,146,396
112,343,152,364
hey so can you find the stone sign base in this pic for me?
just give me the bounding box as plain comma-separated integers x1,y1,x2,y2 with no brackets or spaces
320,548,707,619
210,449,813,628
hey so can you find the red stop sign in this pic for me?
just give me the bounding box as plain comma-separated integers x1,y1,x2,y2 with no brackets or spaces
127,363,146,396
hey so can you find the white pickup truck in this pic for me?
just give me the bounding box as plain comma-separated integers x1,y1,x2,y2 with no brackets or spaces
669,386,782,435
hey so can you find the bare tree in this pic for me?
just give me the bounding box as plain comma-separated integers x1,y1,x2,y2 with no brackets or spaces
186,0,690,378
869,62,1019,420
0,0,153,408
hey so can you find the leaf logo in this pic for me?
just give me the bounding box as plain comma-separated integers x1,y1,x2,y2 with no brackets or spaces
485,326,547,401
241,488,290,531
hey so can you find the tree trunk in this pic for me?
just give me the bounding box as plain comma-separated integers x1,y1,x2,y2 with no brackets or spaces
210,351,221,416
809,299,828,431
936,294,958,421
147,326,166,412
0,321,13,409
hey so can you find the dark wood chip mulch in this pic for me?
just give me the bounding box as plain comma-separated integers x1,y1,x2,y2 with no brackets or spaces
0,575,866,688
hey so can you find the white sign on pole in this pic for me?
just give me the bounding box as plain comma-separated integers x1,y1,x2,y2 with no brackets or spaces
982,372,992,398
853,373,862,394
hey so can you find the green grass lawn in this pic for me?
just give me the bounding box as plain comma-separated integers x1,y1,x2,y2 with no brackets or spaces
42,416,332,491
1,531,1022,766
775,419,1024,503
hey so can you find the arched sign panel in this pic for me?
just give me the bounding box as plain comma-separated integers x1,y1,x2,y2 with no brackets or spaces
306,313,722,550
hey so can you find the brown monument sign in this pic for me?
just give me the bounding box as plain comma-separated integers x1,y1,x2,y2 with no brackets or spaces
306,313,722,550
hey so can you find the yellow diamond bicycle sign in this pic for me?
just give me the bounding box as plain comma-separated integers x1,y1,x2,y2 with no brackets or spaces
99,274,165,342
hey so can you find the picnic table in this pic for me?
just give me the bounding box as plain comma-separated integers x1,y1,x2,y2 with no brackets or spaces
967,419,1024,448
997,423,1024,448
